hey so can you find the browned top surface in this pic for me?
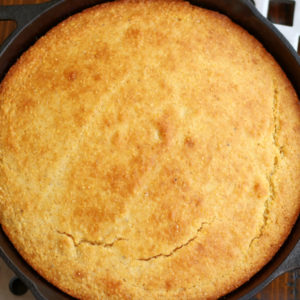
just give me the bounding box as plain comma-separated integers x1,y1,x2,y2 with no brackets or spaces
0,0,300,299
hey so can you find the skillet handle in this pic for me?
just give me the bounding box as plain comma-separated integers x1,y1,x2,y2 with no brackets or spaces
0,2,59,25
273,240,300,277
0,1,61,50
0,0,64,79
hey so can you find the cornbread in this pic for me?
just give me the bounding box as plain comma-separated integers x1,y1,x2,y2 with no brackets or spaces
0,0,300,299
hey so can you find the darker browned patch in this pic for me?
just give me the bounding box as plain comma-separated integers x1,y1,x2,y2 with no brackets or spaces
191,197,202,208
103,115,114,128
254,182,267,198
184,136,195,148
166,52,176,71
73,206,103,222
69,71,77,81
103,278,122,297
104,153,151,196
167,209,177,222
168,174,189,193
68,179,126,231
3,129,16,152
73,270,85,280
145,29,168,47
89,159,100,179
117,111,124,123
105,164,140,197
94,44,112,61
163,222,182,238
72,105,86,127
252,57,259,65
165,279,173,291
159,79,167,90
156,120,172,146
64,70,77,82
93,74,101,81
71,204,119,235
124,27,141,47
293,124,300,134
18,98,36,113
56,237,70,254
196,242,204,253
111,131,120,146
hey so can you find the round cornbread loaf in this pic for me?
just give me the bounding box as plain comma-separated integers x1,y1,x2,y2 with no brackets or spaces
0,0,300,299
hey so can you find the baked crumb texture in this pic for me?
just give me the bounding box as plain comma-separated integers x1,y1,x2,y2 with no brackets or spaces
0,0,299,299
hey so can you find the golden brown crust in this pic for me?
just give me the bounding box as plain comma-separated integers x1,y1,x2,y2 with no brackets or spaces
0,0,300,299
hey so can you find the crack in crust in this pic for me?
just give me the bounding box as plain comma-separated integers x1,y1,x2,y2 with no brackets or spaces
56,230,127,247
56,221,213,260
137,221,212,261
249,81,282,247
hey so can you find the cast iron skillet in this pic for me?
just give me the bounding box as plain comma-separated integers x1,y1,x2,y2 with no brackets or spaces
0,0,299,299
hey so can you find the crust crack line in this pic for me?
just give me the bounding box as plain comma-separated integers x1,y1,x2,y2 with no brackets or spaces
249,81,282,247
56,230,127,247
137,221,212,261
